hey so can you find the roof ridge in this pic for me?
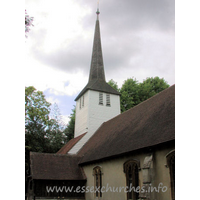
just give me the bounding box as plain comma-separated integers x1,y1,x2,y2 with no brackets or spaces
30,151,83,158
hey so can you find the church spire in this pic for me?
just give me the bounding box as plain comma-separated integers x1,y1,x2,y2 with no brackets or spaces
75,5,120,101
88,4,105,82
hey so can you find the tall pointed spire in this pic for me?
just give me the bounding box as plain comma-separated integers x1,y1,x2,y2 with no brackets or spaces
72,4,121,151
75,5,120,101
88,4,105,82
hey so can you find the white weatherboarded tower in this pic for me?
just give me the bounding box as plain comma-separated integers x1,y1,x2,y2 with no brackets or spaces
68,8,120,154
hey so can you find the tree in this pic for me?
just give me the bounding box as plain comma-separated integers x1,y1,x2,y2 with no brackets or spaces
25,86,51,129
138,77,170,102
107,79,120,92
25,86,51,152
63,106,76,142
120,78,141,112
108,77,170,113
25,9,34,37
50,103,66,131
25,86,66,153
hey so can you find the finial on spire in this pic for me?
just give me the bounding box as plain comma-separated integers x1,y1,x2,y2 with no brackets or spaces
96,0,100,18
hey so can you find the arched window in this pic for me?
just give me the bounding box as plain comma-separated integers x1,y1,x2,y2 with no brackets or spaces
166,150,175,200
93,166,102,198
124,160,140,200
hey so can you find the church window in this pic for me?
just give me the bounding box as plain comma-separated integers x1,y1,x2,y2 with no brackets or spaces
99,93,103,105
166,150,175,200
124,160,139,200
106,94,110,106
93,166,102,198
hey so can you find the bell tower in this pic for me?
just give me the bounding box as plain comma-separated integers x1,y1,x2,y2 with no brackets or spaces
68,5,120,154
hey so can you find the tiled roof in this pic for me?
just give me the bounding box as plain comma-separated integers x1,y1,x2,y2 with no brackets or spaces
30,152,86,180
78,85,175,164
56,132,87,154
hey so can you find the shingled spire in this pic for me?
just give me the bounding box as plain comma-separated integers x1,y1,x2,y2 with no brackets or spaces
89,7,105,82
72,5,121,148
75,7,120,101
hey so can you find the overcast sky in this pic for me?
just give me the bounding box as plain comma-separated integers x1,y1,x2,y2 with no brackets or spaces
25,0,175,124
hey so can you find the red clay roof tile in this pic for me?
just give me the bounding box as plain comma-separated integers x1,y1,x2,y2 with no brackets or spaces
56,132,87,154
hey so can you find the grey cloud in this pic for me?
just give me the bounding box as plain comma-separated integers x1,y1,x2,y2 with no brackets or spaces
29,0,174,85
81,0,174,33
30,36,92,75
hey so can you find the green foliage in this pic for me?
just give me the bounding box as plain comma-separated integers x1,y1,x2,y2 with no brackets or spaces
50,103,66,131
25,86,66,153
63,106,76,141
25,86,51,128
120,78,141,112
107,79,120,92
138,77,170,102
108,76,170,113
